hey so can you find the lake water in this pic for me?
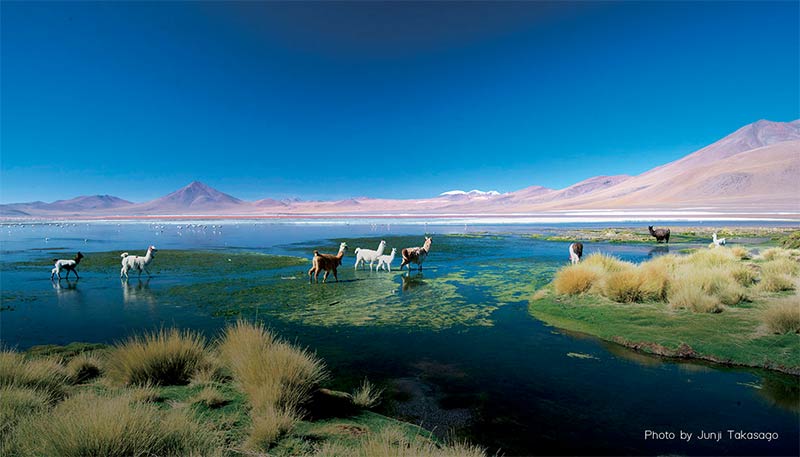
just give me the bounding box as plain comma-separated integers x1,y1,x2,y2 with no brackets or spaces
1,220,798,456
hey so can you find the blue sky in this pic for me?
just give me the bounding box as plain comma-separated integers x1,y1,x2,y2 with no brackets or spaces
1,1,798,203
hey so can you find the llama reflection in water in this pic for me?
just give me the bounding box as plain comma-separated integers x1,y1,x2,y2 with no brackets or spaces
401,273,426,292
121,278,156,306
51,279,80,304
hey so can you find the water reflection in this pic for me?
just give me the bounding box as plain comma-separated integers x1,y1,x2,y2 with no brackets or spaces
401,273,426,292
757,375,800,413
648,245,670,258
51,279,79,294
121,278,156,306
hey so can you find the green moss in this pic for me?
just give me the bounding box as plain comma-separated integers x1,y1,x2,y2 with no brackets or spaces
6,344,446,457
529,291,800,372
25,342,108,360
10,250,307,276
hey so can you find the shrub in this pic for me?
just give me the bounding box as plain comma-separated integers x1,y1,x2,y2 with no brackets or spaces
0,351,70,401
762,258,800,277
0,386,49,444
219,320,326,412
190,355,230,387
219,320,327,450
668,284,723,313
732,265,757,286
8,391,222,457
106,328,208,386
67,352,103,384
348,426,485,457
603,270,646,303
779,231,800,249
762,298,800,334
244,405,299,451
553,264,602,295
730,246,751,260
351,378,383,409
192,386,229,409
582,253,632,273
758,272,796,293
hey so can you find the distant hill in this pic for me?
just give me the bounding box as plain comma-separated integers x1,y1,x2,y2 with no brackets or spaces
2,120,798,218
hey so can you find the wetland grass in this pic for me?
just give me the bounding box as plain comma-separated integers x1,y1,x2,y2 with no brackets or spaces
351,378,384,409
531,246,800,372
3,321,480,456
106,328,208,386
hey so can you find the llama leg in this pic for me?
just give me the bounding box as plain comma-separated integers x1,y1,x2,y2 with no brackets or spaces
144,267,151,277
74,269,79,279
333,268,339,282
323,271,329,283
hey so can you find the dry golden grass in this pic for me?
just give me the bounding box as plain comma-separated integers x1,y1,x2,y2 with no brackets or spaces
218,320,327,450
0,351,70,401
668,284,723,313
7,391,222,457
762,297,800,334
731,265,757,286
106,328,208,386
758,272,796,293
582,253,633,273
546,246,800,313
0,386,49,445
351,378,383,409
314,425,485,457
192,386,229,409
125,384,164,403
602,269,646,303
553,264,602,295
189,354,229,387
243,405,299,451
731,246,751,260
66,352,103,384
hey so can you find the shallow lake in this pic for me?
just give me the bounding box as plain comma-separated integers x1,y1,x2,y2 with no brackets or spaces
1,220,798,456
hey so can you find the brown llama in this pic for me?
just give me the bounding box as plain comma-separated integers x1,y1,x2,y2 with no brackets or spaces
648,226,670,243
400,237,432,272
309,242,348,283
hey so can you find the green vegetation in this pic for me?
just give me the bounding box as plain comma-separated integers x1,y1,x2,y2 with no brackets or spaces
528,226,799,245
350,379,383,409
106,328,209,386
9,250,308,276
531,246,800,373
1,322,483,456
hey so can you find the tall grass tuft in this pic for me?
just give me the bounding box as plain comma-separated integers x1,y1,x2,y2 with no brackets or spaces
314,425,485,457
758,260,797,293
106,328,208,386
192,386,229,409
553,264,602,295
67,352,103,384
0,386,49,446
243,405,299,450
762,297,800,334
730,246,751,260
219,320,327,450
602,269,646,303
0,351,70,401
7,391,222,457
351,378,383,409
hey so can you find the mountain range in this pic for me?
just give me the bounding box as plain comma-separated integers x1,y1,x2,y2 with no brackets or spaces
3,119,798,218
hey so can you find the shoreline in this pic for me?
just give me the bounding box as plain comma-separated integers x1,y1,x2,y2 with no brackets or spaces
2,212,800,224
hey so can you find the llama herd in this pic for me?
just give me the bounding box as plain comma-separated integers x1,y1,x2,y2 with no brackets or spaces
49,226,724,284
308,237,432,283
50,246,157,280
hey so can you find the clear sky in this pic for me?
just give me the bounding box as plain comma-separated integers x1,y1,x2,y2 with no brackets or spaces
1,1,798,203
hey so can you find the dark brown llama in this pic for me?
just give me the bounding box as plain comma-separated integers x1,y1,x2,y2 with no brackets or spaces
648,226,670,243
309,242,348,283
